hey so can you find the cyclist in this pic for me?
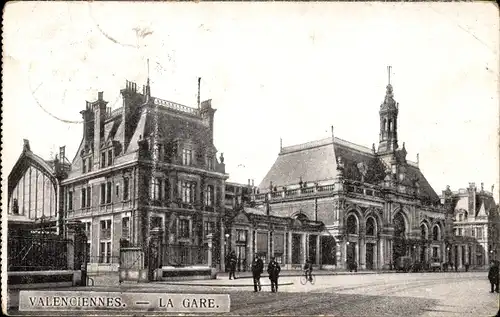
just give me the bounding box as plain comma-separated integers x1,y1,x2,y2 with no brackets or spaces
303,258,313,282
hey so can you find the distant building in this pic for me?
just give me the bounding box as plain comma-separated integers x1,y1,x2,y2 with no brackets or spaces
441,183,499,268
251,74,454,270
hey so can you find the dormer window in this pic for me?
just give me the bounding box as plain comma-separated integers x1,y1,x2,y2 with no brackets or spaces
182,148,192,166
206,155,214,170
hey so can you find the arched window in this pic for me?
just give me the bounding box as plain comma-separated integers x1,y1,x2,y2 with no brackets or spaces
432,226,440,240
383,119,387,131
346,215,358,234
394,212,406,238
420,224,428,240
366,217,376,236
388,120,392,132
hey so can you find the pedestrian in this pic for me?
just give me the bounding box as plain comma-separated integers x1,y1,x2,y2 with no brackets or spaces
465,262,470,272
251,255,264,292
229,251,237,280
488,261,499,293
267,256,281,293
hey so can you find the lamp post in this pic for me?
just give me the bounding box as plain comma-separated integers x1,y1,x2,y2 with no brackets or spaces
224,233,230,272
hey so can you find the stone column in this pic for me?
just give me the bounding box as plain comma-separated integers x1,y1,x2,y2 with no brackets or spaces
458,245,463,268
301,233,307,264
287,232,292,266
373,242,378,270
267,231,271,260
248,230,254,266
464,244,469,265
379,238,385,270
355,242,360,266
220,218,225,272
316,235,321,266
206,233,213,268
335,240,342,269
359,237,366,270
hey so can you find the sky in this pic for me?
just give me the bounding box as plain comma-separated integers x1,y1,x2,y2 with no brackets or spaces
2,2,499,207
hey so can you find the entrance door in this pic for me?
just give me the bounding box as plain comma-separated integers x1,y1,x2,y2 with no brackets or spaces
366,243,374,270
236,245,246,271
347,242,356,264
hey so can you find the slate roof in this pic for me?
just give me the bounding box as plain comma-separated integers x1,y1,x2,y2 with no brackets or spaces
259,136,440,201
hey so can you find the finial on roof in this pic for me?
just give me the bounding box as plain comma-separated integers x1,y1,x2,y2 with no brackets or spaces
280,138,282,151
372,143,376,153
331,126,334,139
402,142,405,150
492,185,495,193
387,65,392,86
23,139,31,152
481,182,484,192
417,153,419,166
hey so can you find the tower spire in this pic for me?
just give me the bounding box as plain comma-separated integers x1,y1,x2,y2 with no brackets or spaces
145,58,151,99
387,65,392,86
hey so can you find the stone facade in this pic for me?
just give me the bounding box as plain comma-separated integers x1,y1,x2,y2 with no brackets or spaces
441,183,499,269
252,79,453,270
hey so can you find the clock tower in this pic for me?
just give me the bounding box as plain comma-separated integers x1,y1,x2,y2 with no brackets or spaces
378,66,399,154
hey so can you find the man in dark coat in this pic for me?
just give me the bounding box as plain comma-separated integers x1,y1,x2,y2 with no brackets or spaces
267,256,281,293
229,251,237,280
251,255,264,292
488,260,499,293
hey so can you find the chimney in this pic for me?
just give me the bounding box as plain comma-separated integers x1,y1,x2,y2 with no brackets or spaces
252,179,255,187
197,77,201,108
93,91,108,168
248,179,251,186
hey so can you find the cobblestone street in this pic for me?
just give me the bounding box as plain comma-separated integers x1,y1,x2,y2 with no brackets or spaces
8,272,499,316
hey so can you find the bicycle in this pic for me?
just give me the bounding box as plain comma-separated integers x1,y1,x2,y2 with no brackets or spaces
299,270,316,285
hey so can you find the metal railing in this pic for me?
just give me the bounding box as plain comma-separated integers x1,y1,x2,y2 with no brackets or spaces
153,98,200,116
162,244,208,267
8,235,69,271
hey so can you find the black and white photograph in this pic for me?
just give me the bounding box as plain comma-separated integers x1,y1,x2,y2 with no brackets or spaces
2,1,499,316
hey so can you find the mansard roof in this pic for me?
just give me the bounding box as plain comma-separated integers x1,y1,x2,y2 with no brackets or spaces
258,136,440,202
259,137,376,190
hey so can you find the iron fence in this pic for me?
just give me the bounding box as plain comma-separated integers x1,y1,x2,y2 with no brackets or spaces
8,235,69,271
162,244,208,267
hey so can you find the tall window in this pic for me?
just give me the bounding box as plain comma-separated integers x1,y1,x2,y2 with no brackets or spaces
181,181,196,204
101,152,106,168
88,157,93,172
179,219,190,238
206,156,214,170
182,148,192,166
204,221,215,235
107,150,113,166
123,177,129,201
106,181,112,204
100,183,106,205
122,217,130,239
150,216,162,230
82,158,87,173
81,188,87,208
205,185,214,206
150,178,162,201
67,190,73,211
99,242,111,263
477,227,483,239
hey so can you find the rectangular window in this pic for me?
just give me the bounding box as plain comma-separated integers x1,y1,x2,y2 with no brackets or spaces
206,156,214,170
150,216,162,230
204,221,215,235
205,185,214,206
81,188,87,208
86,187,91,207
164,179,170,201
107,150,113,166
106,181,112,203
237,230,247,243
99,241,112,264
179,219,190,238
101,152,106,168
181,181,196,204
116,184,120,197
100,183,106,205
86,242,91,263
477,228,483,239
122,217,130,238
150,178,162,201
67,191,73,211
100,219,111,239
182,148,192,166
82,159,87,173
123,177,129,201
88,157,92,172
